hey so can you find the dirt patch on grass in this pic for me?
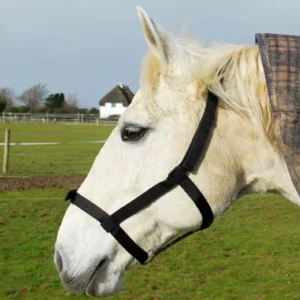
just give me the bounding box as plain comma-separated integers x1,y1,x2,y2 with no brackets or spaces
0,175,85,191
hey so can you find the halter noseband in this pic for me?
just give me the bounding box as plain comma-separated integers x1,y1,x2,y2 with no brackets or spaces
65,92,218,264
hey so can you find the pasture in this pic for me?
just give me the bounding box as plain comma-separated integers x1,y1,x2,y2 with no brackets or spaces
0,123,114,177
2,191,300,299
1,123,300,299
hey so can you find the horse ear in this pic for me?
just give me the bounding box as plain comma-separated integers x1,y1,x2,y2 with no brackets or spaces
137,6,172,67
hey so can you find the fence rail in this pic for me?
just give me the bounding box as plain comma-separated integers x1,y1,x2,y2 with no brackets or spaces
1,112,117,125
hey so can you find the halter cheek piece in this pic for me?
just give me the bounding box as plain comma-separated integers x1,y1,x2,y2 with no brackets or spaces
65,92,218,264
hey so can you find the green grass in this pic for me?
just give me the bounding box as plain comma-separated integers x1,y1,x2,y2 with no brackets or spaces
0,123,114,176
1,190,300,299
0,123,114,143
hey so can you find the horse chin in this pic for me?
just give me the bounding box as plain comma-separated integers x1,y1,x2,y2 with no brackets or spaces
83,257,127,297
59,258,126,297
85,270,124,297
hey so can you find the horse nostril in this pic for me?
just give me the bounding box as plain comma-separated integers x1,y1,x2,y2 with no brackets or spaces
55,250,64,273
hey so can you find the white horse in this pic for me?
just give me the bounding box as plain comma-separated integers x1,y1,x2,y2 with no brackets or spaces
54,6,300,297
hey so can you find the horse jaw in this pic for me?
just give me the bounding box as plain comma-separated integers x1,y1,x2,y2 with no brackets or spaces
240,136,300,205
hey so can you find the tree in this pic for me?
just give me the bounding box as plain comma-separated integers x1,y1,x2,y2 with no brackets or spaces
66,94,79,108
9,105,30,113
19,83,49,112
89,107,99,115
0,101,6,113
64,94,80,113
45,93,65,110
0,88,15,111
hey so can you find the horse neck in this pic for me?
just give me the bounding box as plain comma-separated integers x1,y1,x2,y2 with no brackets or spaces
219,106,300,206
207,45,300,206
240,129,298,201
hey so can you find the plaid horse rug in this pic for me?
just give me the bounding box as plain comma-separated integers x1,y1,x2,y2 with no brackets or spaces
256,33,300,196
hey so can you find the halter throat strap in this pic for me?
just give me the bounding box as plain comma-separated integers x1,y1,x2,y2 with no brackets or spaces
65,91,218,264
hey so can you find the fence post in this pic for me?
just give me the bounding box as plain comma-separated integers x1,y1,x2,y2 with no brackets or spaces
3,128,10,174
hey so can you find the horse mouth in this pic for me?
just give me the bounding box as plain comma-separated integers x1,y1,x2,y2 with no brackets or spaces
85,258,123,296
87,258,107,286
60,260,107,295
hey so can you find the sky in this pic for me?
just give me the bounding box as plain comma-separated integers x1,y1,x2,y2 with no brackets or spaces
1,0,300,108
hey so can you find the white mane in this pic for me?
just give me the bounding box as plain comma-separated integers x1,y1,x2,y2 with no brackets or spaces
148,35,273,139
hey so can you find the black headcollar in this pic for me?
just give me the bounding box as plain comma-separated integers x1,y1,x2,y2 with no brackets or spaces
65,91,218,264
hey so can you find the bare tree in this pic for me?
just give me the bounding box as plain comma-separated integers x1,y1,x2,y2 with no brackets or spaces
64,94,80,112
19,83,49,112
66,94,79,108
0,87,15,108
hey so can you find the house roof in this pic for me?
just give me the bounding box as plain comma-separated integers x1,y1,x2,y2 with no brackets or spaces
99,83,134,107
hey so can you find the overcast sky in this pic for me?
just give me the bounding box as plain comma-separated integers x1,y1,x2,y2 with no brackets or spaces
1,0,299,108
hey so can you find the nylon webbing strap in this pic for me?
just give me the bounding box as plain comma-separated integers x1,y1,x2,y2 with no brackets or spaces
180,92,218,171
109,224,148,263
65,190,108,222
64,92,218,264
179,177,213,229
65,190,149,263
101,176,182,233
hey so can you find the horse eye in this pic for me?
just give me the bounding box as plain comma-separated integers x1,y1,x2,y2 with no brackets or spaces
121,126,147,142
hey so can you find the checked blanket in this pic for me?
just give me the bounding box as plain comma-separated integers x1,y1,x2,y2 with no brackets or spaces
256,33,300,196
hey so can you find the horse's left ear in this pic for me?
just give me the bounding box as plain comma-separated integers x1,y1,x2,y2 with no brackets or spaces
137,6,173,67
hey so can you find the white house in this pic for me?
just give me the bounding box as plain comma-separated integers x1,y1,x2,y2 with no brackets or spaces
99,83,134,119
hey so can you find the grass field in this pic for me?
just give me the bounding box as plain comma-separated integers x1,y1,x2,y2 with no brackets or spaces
2,190,300,299
1,123,300,299
0,124,114,176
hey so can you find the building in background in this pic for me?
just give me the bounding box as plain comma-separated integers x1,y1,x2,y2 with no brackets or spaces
99,83,134,119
